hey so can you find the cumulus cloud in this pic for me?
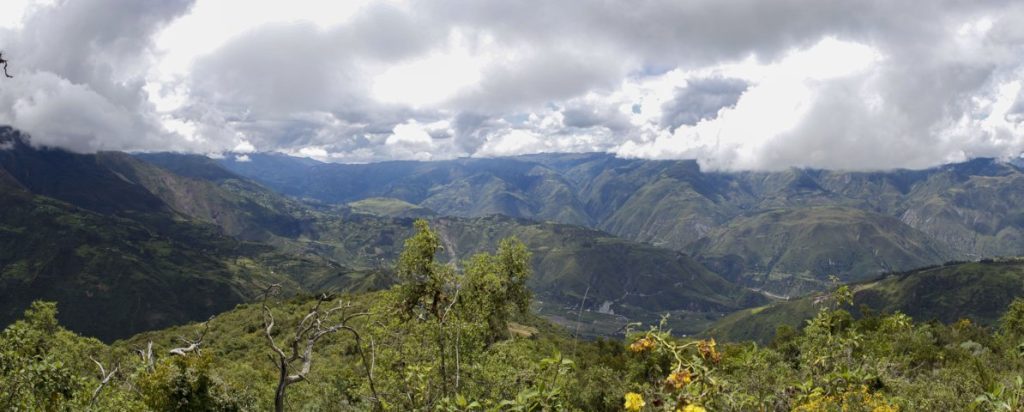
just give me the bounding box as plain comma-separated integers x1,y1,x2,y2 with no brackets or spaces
0,0,194,152
0,0,1023,170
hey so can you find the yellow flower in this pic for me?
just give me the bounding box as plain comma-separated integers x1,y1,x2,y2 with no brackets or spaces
624,392,645,411
665,369,692,389
698,339,721,363
679,405,706,412
629,337,656,353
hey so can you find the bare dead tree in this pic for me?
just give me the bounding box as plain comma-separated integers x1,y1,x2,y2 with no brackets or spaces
261,284,380,412
0,52,11,78
169,316,214,356
136,341,155,372
89,356,119,405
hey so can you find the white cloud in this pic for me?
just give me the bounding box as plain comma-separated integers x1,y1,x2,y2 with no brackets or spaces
476,129,542,157
371,30,486,107
385,121,433,146
233,140,256,153
0,0,1022,170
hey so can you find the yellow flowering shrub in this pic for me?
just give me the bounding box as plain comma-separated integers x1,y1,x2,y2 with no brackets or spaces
622,317,725,411
630,337,656,353
697,339,720,364
665,369,692,389
793,385,899,412
624,392,646,411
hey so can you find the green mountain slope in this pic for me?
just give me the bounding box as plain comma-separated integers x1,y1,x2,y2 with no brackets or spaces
897,160,1024,257
0,130,363,340
705,258,1024,343
347,197,436,218
0,179,335,341
689,206,953,296
429,215,765,335
121,152,308,242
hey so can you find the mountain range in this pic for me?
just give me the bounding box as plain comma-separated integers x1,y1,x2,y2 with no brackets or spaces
217,151,1024,295
6,122,1024,342
0,127,760,340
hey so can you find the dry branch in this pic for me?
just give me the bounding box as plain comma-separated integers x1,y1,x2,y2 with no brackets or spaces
89,356,118,405
261,285,379,411
169,316,214,356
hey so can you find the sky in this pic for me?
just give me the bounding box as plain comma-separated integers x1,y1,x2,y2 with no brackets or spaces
0,0,1023,170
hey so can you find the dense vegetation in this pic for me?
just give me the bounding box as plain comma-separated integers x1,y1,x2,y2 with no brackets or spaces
4,222,1024,410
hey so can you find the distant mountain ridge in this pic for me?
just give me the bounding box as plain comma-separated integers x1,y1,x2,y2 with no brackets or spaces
216,151,1024,295
1,127,761,339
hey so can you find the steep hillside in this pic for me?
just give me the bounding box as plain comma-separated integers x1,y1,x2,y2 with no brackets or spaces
0,127,169,215
111,152,307,242
898,160,1024,257
430,215,765,335
347,197,436,218
0,179,344,341
0,131,367,340
690,206,953,296
705,258,1024,343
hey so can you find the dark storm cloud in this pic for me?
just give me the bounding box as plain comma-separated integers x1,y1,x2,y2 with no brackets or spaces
560,102,632,134
660,77,748,131
1012,88,1024,116
561,107,603,129
452,112,500,153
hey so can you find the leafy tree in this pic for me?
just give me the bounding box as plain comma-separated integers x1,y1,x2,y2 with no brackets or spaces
462,236,533,343
137,354,247,412
373,219,538,408
397,219,457,320
0,302,86,410
999,298,1024,345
